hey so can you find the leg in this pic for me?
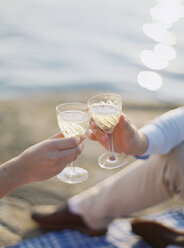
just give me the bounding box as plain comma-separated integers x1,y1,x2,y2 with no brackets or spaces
71,142,184,229
32,142,184,233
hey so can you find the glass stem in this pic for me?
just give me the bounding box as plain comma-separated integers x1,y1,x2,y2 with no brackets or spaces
107,132,117,161
70,160,76,173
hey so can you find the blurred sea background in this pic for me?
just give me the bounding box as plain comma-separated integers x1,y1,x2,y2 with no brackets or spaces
0,0,184,104
0,1,184,246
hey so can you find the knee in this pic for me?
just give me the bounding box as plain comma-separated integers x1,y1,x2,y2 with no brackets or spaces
167,142,184,175
162,142,184,196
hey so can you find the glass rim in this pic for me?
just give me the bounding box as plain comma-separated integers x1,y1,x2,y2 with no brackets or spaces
56,102,87,113
87,92,122,106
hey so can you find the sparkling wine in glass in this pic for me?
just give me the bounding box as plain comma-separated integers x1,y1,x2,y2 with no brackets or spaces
88,93,128,169
56,103,89,183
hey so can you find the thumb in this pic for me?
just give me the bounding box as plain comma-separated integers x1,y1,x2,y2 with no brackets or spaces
115,115,125,130
88,133,97,141
49,132,64,139
91,128,108,149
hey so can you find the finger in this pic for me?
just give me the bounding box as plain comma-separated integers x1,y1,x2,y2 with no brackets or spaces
51,143,84,174
87,129,102,142
80,135,86,141
115,115,124,129
88,133,97,141
55,154,81,174
91,128,108,149
118,114,134,129
115,115,131,136
90,119,109,148
86,129,95,139
90,119,98,129
50,136,83,150
50,132,64,139
56,142,84,161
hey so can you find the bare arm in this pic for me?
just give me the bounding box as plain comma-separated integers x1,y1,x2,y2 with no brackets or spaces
0,133,84,199
0,157,23,198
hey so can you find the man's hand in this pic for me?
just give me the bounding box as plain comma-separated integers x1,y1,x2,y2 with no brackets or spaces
89,115,148,156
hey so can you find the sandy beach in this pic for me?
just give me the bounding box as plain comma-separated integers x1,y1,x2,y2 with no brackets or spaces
0,90,183,246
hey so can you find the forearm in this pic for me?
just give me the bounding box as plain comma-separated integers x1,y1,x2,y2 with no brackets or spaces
0,157,24,198
140,107,184,155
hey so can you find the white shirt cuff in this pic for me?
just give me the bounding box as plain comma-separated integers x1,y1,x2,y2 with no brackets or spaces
139,124,165,156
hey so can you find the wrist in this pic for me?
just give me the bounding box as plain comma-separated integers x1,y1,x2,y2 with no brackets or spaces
14,154,31,185
136,132,149,156
9,156,26,187
0,156,25,198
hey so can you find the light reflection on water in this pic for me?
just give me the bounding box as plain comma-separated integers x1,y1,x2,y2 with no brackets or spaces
138,0,184,94
0,0,183,103
137,71,163,91
142,23,176,45
150,2,184,24
154,44,176,61
140,50,169,70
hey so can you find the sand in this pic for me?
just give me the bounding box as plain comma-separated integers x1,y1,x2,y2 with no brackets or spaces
0,90,183,246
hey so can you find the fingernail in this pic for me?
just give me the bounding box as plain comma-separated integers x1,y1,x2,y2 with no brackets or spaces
80,135,85,141
90,119,96,127
59,133,63,138
74,136,81,144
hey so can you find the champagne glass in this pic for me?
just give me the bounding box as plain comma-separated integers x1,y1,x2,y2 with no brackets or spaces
56,103,89,183
88,93,127,169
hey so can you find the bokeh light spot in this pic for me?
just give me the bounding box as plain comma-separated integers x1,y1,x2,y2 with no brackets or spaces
137,71,163,91
154,44,176,60
150,3,183,25
140,50,169,70
143,23,176,45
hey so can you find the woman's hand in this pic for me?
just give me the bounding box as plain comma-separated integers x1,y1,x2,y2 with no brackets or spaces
0,133,84,198
89,115,148,156
17,133,84,184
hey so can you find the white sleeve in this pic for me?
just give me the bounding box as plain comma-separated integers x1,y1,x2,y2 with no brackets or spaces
139,107,184,155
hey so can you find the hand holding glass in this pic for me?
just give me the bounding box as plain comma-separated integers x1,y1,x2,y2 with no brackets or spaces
88,93,127,169
56,103,89,183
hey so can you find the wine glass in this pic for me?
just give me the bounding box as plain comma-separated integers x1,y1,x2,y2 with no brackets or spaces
88,93,127,169
56,102,89,184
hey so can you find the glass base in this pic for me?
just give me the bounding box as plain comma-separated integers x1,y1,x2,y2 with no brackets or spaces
57,167,88,184
98,152,128,169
